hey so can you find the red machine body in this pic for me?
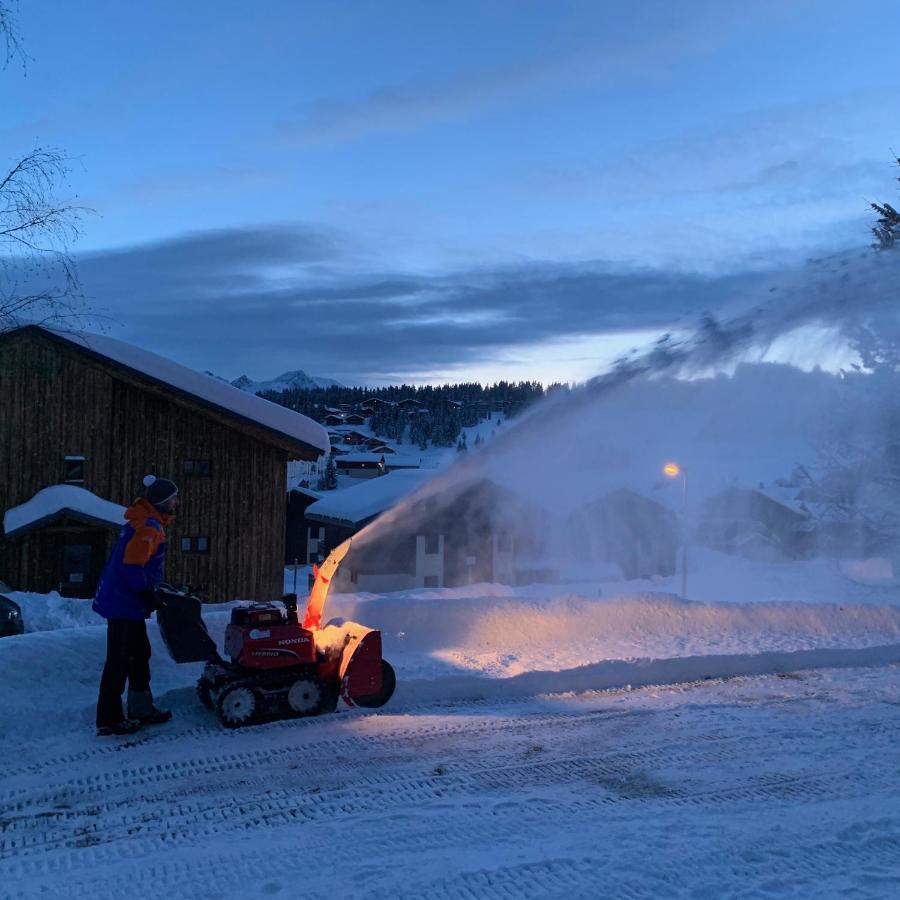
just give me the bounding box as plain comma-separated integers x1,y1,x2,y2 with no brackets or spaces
224,604,316,669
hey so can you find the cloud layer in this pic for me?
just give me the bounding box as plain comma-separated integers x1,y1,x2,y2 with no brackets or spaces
62,224,779,383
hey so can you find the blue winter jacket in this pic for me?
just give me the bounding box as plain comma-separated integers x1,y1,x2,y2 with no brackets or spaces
93,499,172,621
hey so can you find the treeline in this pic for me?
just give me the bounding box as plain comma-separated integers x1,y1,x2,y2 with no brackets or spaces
259,380,569,449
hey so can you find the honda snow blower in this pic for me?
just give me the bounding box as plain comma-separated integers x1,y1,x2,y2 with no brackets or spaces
156,538,396,728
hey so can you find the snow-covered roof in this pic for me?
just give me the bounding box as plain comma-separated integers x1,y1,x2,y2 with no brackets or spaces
24,327,330,458
4,485,126,537
289,485,321,500
306,470,434,525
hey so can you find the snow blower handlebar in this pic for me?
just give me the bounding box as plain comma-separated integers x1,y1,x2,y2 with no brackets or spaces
302,537,352,631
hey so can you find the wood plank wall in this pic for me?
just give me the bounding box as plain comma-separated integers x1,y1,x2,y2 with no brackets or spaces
0,330,300,601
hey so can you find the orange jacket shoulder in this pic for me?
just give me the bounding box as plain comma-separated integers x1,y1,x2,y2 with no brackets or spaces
123,521,165,566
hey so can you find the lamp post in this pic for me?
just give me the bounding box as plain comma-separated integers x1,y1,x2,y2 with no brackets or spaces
663,462,688,598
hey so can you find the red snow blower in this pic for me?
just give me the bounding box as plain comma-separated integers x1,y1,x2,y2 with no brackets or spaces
157,539,395,728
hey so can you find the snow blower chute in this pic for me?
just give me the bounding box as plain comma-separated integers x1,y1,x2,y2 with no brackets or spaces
157,538,396,728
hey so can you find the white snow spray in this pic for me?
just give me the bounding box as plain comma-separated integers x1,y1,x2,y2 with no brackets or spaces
342,246,900,593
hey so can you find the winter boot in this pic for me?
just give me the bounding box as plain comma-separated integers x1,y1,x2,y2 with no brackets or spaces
97,719,142,737
127,690,173,726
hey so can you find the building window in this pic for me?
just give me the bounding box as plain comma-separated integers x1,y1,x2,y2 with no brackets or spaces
424,534,440,555
64,455,85,483
183,459,212,477
423,575,440,588
181,536,210,554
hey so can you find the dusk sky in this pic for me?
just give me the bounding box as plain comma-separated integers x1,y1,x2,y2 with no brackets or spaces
5,1,900,384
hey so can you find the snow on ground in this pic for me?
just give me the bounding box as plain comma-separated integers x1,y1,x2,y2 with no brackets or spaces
3,549,900,897
1,666,898,898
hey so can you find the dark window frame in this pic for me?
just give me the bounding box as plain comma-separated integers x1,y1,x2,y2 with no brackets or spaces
183,459,212,477
180,535,211,554
64,455,85,484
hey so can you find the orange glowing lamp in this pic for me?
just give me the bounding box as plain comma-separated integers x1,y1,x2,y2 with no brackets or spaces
663,462,681,478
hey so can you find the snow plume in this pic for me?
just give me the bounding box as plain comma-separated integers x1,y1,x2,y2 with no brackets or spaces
346,246,900,585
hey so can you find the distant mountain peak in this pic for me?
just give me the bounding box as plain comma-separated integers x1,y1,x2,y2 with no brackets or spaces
230,369,343,394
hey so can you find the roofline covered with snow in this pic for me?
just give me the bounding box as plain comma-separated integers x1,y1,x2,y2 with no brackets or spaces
4,485,127,538
4,326,330,459
306,470,433,526
4,507,123,539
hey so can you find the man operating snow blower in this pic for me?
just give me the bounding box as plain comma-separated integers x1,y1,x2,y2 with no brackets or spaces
92,475,178,736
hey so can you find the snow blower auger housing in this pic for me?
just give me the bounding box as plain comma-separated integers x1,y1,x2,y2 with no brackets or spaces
156,538,396,728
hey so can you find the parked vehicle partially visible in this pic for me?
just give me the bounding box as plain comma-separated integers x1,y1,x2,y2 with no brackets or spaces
0,580,24,637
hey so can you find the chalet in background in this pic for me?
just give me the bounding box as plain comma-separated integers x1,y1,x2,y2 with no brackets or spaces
0,325,328,601
568,489,679,580
306,474,547,592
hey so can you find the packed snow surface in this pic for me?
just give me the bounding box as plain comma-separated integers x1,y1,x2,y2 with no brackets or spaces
3,484,125,536
3,549,900,897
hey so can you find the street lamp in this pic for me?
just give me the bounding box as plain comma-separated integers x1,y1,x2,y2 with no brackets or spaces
663,461,688,598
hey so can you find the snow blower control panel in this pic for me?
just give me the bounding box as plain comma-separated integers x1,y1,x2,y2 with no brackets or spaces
224,603,317,669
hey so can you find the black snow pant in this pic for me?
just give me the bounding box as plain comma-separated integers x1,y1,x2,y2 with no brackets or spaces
96,619,152,727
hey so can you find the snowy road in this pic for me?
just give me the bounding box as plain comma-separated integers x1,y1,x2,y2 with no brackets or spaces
2,665,899,899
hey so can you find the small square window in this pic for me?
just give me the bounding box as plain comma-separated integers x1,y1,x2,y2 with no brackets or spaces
183,460,212,477
180,536,210,554
423,575,440,588
64,456,85,483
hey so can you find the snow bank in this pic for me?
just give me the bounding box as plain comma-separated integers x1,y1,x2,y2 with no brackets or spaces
3,590,900,751
326,589,900,678
10,591,104,632
5,544,900,750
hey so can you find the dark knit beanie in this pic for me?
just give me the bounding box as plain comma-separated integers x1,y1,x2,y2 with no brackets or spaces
143,474,179,508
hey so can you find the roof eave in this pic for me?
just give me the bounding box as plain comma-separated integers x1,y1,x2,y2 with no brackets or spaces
12,326,328,459
4,507,123,539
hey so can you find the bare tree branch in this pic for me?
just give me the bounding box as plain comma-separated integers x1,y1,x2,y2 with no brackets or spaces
0,0,27,71
0,145,91,330
0,6,93,333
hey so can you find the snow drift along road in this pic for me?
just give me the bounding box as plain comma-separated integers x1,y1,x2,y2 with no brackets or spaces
4,576,900,753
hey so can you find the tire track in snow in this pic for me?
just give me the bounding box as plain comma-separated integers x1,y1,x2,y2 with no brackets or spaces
3,672,897,896
9,822,900,900
1,730,895,870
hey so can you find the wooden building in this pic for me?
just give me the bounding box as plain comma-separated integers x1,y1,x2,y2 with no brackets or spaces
0,326,328,601
284,485,321,566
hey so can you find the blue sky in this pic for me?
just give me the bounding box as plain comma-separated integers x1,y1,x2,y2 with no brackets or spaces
4,1,900,384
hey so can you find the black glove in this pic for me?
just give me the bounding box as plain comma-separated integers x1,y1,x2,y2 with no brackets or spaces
139,587,164,612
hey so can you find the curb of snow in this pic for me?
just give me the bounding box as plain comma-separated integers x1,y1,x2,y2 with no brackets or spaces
389,642,900,709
